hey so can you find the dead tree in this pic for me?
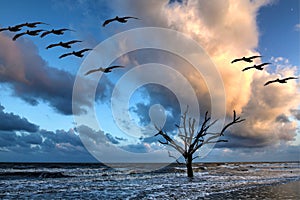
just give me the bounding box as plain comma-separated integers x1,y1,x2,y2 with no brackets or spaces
155,107,245,177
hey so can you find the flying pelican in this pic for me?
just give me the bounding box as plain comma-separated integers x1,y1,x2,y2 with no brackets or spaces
40,28,74,38
231,56,262,64
0,24,23,32
12,29,45,41
17,22,49,28
102,16,140,27
85,66,125,75
264,77,298,86
46,40,82,49
59,48,92,59
242,63,271,72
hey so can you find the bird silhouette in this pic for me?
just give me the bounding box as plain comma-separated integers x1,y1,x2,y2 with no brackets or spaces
17,22,49,28
242,63,271,72
59,48,92,59
85,66,125,75
40,28,74,38
102,16,140,27
231,56,262,64
0,25,23,32
264,77,298,86
12,29,45,41
46,40,82,49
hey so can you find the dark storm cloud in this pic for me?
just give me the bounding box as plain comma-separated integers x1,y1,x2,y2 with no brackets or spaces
214,133,271,149
275,114,290,123
0,34,112,115
105,133,120,144
0,126,94,161
0,104,39,132
130,84,181,133
290,109,300,120
0,131,17,148
40,129,83,147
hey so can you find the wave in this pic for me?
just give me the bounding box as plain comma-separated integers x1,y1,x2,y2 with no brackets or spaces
0,171,72,179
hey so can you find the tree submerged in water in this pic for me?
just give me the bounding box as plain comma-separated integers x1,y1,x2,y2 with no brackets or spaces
155,107,245,178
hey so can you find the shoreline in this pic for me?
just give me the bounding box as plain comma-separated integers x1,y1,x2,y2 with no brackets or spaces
207,180,300,199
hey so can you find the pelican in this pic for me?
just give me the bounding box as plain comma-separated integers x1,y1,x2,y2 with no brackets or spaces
40,28,74,38
12,29,45,41
85,66,125,75
0,25,23,32
17,22,49,28
59,48,92,59
264,77,298,86
242,63,271,72
46,40,82,49
231,56,262,64
102,16,140,27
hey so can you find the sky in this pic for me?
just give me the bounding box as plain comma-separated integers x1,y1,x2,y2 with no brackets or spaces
0,0,299,163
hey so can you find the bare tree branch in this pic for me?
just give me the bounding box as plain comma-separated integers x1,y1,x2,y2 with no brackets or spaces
220,110,245,136
154,107,245,177
168,151,184,164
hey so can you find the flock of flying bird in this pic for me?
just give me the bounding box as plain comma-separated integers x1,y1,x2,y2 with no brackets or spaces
0,17,298,85
231,56,298,86
0,21,92,60
0,16,140,75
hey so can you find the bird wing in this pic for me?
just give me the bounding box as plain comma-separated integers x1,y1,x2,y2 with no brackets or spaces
283,77,298,81
102,18,116,27
40,30,51,38
264,79,277,86
106,65,125,70
59,52,72,59
12,32,26,41
231,58,242,63
122,16,140,20
248,55,262,60
0,28,8,32
57,28,74,32
242,66,254,71
66,40,82,45
33,29,45,33
84,68,105,76
46,43,59,49
258,62,271,67
14,23,27,28
31,22,49,26
77,48,92,54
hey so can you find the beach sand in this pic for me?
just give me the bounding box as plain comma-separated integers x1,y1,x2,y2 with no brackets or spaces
206,180,300,199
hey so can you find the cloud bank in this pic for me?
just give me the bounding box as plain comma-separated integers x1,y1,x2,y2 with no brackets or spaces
0,33,112,115
104,0,300,149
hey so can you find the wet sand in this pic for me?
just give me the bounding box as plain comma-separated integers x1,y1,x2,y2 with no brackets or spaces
206,180,300,199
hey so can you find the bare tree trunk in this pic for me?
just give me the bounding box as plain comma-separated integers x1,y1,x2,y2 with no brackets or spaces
186,154,193,178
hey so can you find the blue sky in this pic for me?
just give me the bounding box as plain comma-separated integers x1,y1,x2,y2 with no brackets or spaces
0,0,299,163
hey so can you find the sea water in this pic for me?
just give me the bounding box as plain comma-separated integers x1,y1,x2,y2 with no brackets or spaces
0,162,299,199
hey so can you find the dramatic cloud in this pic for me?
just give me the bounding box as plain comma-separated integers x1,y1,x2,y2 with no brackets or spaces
0,0,299,162
104,0,300,149
0,33,112,115
0,125,96,162
69,0,300,152
0,103,39,132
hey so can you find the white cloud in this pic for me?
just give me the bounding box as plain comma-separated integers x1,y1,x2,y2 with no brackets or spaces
295,23,300,31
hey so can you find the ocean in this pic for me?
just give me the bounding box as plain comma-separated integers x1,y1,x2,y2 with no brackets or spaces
0,162,299,199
